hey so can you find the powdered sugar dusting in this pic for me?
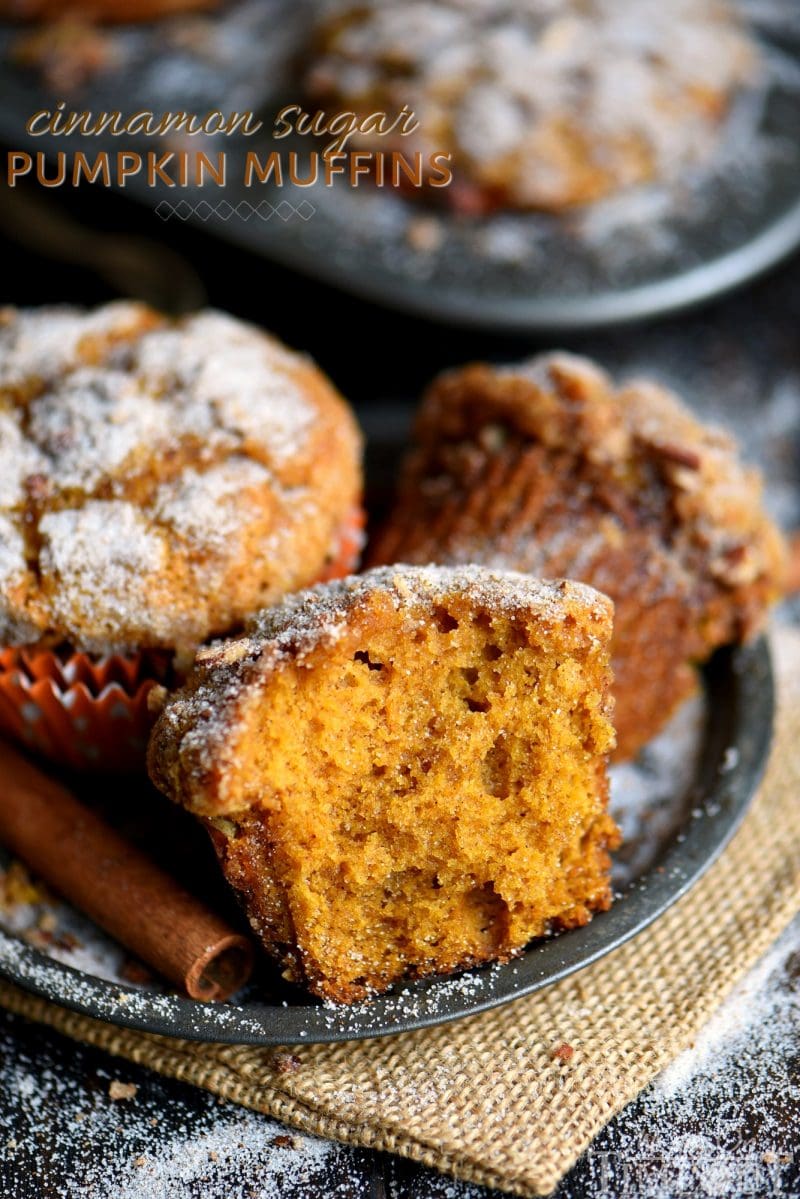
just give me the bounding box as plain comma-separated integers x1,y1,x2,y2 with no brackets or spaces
0,515,39,645
154,459,275,552
310,0,758,210
555,914,800,1199
38,503,172,653
99,1112,335,1199
0,895,795,1196
0,1015,345,1199
0,515,28,595
0,301,149,392
0,304,353,653
247,564,612,664
27,370,172,492
125,310,314,468
610,692,705,886
0,412,47,508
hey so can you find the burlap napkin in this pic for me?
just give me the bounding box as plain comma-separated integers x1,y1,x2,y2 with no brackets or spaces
1,628,799,1199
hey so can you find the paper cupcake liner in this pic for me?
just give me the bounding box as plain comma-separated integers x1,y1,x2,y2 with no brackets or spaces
317,504,366,582
0,647,171,773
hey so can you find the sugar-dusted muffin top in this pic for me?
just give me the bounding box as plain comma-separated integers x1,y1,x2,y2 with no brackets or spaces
307,0,758,212
149,564,614,817
0,302,362,654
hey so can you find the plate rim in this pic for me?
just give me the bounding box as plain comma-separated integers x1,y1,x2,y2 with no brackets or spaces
2,15,800,333
0,636,775,1045
192,193,800,334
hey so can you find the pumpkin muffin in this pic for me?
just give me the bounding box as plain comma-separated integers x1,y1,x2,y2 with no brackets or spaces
306,0,758,213
0,301,362,769
149,565,619,1003
369,354,785,761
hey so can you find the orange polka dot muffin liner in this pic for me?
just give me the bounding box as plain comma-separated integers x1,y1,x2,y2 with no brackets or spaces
0,647,171,773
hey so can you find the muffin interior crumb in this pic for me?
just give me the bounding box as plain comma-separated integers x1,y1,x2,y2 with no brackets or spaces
169,568,619,1002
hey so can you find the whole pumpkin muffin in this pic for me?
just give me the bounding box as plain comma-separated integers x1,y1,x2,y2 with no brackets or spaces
0,301,362,769
369,354,785,761
149,565,619,1003
306,0,758,213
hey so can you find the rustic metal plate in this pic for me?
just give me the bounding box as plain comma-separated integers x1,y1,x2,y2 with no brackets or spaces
1,7,799,330
0,636,773,1044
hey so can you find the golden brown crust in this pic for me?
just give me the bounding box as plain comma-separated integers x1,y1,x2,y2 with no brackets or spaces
369,353,786,760
149,565,619,1003
0,302,363,655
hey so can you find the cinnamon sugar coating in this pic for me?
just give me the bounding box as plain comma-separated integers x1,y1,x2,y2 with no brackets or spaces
0,302,362,655
149,565,619,1002
369,353,786,760
306,0,758,213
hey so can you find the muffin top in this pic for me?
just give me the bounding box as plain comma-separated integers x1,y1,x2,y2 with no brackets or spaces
307,0,758,211
198,564,612,669
375,351,786,604
0,302,362,655
148,564,614,814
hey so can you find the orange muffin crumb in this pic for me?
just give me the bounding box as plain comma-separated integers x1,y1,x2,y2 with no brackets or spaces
149,565,619,1003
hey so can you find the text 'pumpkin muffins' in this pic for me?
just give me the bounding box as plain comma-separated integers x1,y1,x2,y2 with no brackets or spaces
306,0,758,214
149,565,620,1003
369,353,786,761
0,301,363,770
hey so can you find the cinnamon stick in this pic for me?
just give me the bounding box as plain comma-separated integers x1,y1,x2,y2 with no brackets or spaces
0,740,254,1001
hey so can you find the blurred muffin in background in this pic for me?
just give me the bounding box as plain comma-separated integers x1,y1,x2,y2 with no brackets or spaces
0,301,363,770
369,352,786,760
306,0,760,214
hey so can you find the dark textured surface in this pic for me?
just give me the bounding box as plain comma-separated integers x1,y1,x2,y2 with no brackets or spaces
0,178,798,1197
0,910,798,1199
